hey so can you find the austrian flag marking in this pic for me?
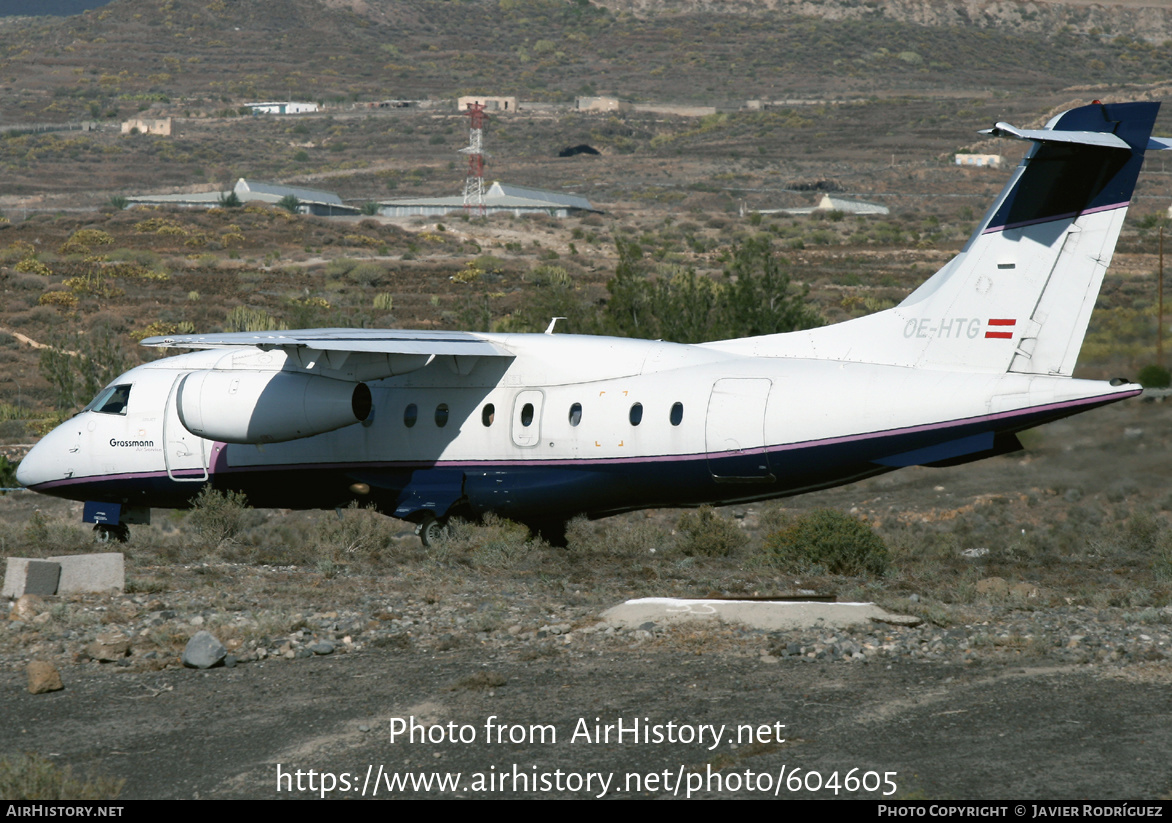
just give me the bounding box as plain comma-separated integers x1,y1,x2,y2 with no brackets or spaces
985,318,1016,339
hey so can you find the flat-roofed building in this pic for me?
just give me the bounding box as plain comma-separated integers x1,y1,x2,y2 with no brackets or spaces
378,181,596,218
246,101,320,115
955,154,1003,168
457,96,518,113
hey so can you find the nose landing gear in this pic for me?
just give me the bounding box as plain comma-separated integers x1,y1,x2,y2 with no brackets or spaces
93,523,130,544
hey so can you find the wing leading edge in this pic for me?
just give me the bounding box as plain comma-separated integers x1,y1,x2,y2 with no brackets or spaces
141,329,514,381
141,328,513,358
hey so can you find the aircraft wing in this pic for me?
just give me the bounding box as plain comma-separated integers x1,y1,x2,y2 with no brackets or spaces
141,328,512,358
141,329,513,380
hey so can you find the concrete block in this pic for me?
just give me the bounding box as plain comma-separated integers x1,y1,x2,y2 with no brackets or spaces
602,597,918,632
48,553,124,594
3,558,63,598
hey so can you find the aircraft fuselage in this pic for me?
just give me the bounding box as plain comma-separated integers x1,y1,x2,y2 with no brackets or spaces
17,332,1136,533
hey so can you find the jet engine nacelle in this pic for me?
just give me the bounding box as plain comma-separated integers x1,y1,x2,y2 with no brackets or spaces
177,370,372,444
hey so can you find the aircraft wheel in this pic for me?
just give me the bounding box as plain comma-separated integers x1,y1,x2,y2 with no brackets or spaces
93,524,130,544
417,516,449,547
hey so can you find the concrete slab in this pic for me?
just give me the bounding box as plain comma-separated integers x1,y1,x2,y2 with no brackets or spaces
48,553,124,594
601,597,919,632
23,561,61,596
3,558,62,599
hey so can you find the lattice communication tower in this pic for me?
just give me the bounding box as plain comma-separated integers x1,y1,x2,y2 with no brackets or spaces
460,102,488,214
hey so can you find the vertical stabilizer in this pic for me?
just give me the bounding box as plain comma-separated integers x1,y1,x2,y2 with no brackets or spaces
707,101,1168,375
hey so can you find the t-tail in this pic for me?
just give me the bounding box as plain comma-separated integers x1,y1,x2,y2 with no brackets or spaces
708,101,1171,376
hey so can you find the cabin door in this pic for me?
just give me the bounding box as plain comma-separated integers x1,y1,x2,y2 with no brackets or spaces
705,378,774,482
163,373,208,481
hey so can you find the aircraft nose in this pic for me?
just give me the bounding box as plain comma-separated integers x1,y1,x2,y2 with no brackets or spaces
15,425,73,489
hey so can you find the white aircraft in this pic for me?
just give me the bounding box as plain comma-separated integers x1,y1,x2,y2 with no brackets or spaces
16,101,1172,545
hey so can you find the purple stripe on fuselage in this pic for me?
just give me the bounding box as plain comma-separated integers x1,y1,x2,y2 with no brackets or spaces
982,202,1126,235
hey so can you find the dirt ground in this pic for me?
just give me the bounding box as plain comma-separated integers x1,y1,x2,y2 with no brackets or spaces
2,642,1169,800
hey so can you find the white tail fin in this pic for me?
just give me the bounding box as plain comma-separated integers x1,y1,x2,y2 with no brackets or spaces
709,101,1167,375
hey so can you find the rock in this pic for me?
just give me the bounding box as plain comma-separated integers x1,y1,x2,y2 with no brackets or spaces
10,594,47,621
182,630,227,669
871,614,923,627
27,660,64,694
1010,582,1040,599
976,577,1010,598
86,632,130,662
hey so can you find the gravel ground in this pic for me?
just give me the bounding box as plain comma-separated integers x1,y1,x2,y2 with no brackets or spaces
2,565,1170,800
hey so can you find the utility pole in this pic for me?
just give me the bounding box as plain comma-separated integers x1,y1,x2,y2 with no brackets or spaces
1160,224,1165,365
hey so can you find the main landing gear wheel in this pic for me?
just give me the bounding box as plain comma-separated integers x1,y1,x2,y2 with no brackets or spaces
416,516,449,547
93,523,130,544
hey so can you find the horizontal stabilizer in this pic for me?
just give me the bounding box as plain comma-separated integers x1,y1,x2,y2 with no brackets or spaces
980,122,1131,150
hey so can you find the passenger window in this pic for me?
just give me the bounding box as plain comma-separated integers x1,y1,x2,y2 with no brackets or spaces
629,402,643,426
435,403,449,427
568,402,582,427
520,403,534,427
403,404,418,428
88,384,131,416
670,402,684,426
482,403,495,426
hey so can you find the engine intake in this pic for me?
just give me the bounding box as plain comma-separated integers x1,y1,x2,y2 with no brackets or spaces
177,370,371,444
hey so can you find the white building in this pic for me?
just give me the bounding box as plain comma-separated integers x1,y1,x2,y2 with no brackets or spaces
955,154,1003,168
457,96,518,113
246,101,320,115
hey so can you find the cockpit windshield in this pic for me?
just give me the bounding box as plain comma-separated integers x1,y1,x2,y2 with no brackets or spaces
83,384,132,416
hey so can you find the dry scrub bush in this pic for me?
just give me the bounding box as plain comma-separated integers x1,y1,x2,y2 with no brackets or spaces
434,514,546,571
348,261,386,286
20,510,92,556
764,508,888,576
185,486,251,546
565,514,671,558
308,503,399,571
0,753,124,801
675,506,747,557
